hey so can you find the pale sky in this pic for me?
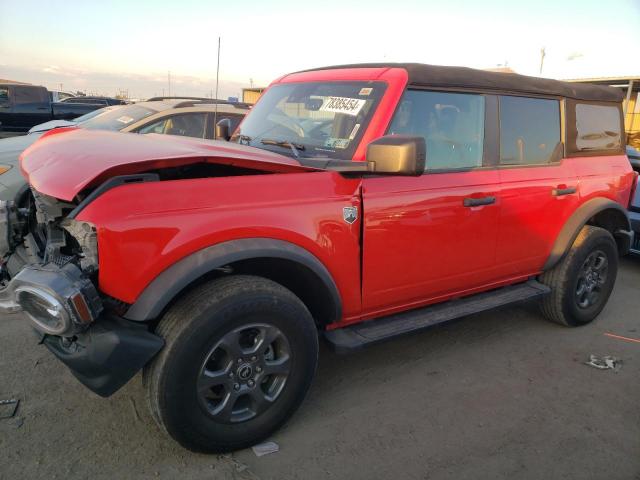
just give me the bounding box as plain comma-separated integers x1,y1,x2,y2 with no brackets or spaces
1,0,638,99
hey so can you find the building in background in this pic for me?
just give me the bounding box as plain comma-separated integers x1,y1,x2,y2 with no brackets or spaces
242,87,265,104
0,79,31,85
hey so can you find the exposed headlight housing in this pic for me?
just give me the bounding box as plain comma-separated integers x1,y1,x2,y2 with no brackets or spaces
0,263,103,337
16,286,71,336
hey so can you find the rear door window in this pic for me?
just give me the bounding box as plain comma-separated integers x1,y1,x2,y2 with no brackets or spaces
0,86,9,104
574,103,622,152
388,90,485,171
499,96,561,165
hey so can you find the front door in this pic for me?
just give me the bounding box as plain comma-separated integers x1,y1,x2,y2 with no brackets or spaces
362,171,501,315
361,89,501,316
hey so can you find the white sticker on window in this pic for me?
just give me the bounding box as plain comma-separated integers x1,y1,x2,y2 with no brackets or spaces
359,87,373,96
320,97,366,117
349,123,361,140
324,138,350,149
116,116,135,124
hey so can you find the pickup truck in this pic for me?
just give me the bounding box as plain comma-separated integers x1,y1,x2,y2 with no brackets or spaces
0,63,636,453
0,84,106,133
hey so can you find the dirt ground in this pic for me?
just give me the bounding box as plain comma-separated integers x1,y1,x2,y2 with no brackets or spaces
1,257,639,480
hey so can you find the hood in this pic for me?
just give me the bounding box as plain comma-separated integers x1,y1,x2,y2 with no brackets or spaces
20,129,319,201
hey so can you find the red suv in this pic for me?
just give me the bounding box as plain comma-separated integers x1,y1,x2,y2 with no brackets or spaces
0,64,636,452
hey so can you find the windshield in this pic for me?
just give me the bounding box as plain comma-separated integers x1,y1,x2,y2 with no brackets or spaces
232,81,386,160
79,104,155,131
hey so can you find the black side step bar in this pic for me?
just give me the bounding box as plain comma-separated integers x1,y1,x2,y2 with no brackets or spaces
324,280,550,353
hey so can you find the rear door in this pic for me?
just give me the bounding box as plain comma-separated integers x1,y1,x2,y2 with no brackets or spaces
495,95,580,276
361,89,502,315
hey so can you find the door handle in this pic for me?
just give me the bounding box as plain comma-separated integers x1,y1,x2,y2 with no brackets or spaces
552,186,577,196
463,196,496,207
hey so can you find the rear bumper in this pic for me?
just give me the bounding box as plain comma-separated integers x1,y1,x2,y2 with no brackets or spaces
41,315,164,397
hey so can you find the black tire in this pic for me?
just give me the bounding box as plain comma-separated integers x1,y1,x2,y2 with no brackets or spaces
539,225,618,327
143,275,319,453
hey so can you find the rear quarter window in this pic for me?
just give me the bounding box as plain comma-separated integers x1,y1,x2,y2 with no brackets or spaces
575,103,622,152
0,86,8,103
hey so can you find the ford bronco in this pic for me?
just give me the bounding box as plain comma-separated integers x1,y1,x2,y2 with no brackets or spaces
0,64,636,452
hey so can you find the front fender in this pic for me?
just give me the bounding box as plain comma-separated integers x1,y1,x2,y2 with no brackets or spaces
124,238,342,323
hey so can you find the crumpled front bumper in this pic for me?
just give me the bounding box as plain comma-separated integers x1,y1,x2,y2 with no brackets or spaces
43,315,164,397
1,262,164,396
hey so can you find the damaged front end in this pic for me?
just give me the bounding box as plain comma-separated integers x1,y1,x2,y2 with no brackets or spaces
0,191,163,396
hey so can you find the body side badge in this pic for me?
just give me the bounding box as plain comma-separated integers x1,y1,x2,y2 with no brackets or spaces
343,206,358,224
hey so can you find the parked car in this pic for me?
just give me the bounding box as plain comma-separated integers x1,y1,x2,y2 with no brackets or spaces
0,63,635,453
0,84,108,132
0,99,249,203
60,96,127,106
27,106,121,133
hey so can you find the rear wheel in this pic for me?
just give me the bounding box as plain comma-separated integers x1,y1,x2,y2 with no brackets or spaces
539,225,618,326
143,275,318,452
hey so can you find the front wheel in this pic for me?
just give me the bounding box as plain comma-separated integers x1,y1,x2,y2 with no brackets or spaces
539,225,618,326
143,275,319,452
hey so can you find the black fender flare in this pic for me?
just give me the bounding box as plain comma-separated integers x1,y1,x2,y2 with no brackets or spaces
124,238,342,322
543,197,632,271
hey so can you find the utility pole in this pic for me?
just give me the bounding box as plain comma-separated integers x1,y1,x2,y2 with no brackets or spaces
214,37,221,133
539,47,546,75
168,71,171,96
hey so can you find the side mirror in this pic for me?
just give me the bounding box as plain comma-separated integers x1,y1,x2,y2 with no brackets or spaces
365,135,426,175
215,118,231,141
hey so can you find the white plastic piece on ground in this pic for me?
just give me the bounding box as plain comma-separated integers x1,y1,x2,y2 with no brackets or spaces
585,355,621,371
252,441,280,457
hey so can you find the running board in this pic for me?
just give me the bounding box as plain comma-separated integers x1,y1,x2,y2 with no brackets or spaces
324,280,550,353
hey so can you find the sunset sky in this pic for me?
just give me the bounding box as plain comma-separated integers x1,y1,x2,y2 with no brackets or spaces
1,0,638,99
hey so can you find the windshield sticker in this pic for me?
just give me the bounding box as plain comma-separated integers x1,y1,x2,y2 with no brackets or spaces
116,115,135,124
320,97,366,117
325,137,350,149
359,87,373,96
349,123,361,140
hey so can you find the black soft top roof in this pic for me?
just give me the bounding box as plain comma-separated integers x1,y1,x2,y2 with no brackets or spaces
299,63,624,102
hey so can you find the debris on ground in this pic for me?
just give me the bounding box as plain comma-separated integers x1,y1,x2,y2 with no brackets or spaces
252,441,280,457
0,399,19,419
585,355,621,371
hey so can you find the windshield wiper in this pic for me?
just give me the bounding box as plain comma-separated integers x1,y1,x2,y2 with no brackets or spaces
260,138,305,159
